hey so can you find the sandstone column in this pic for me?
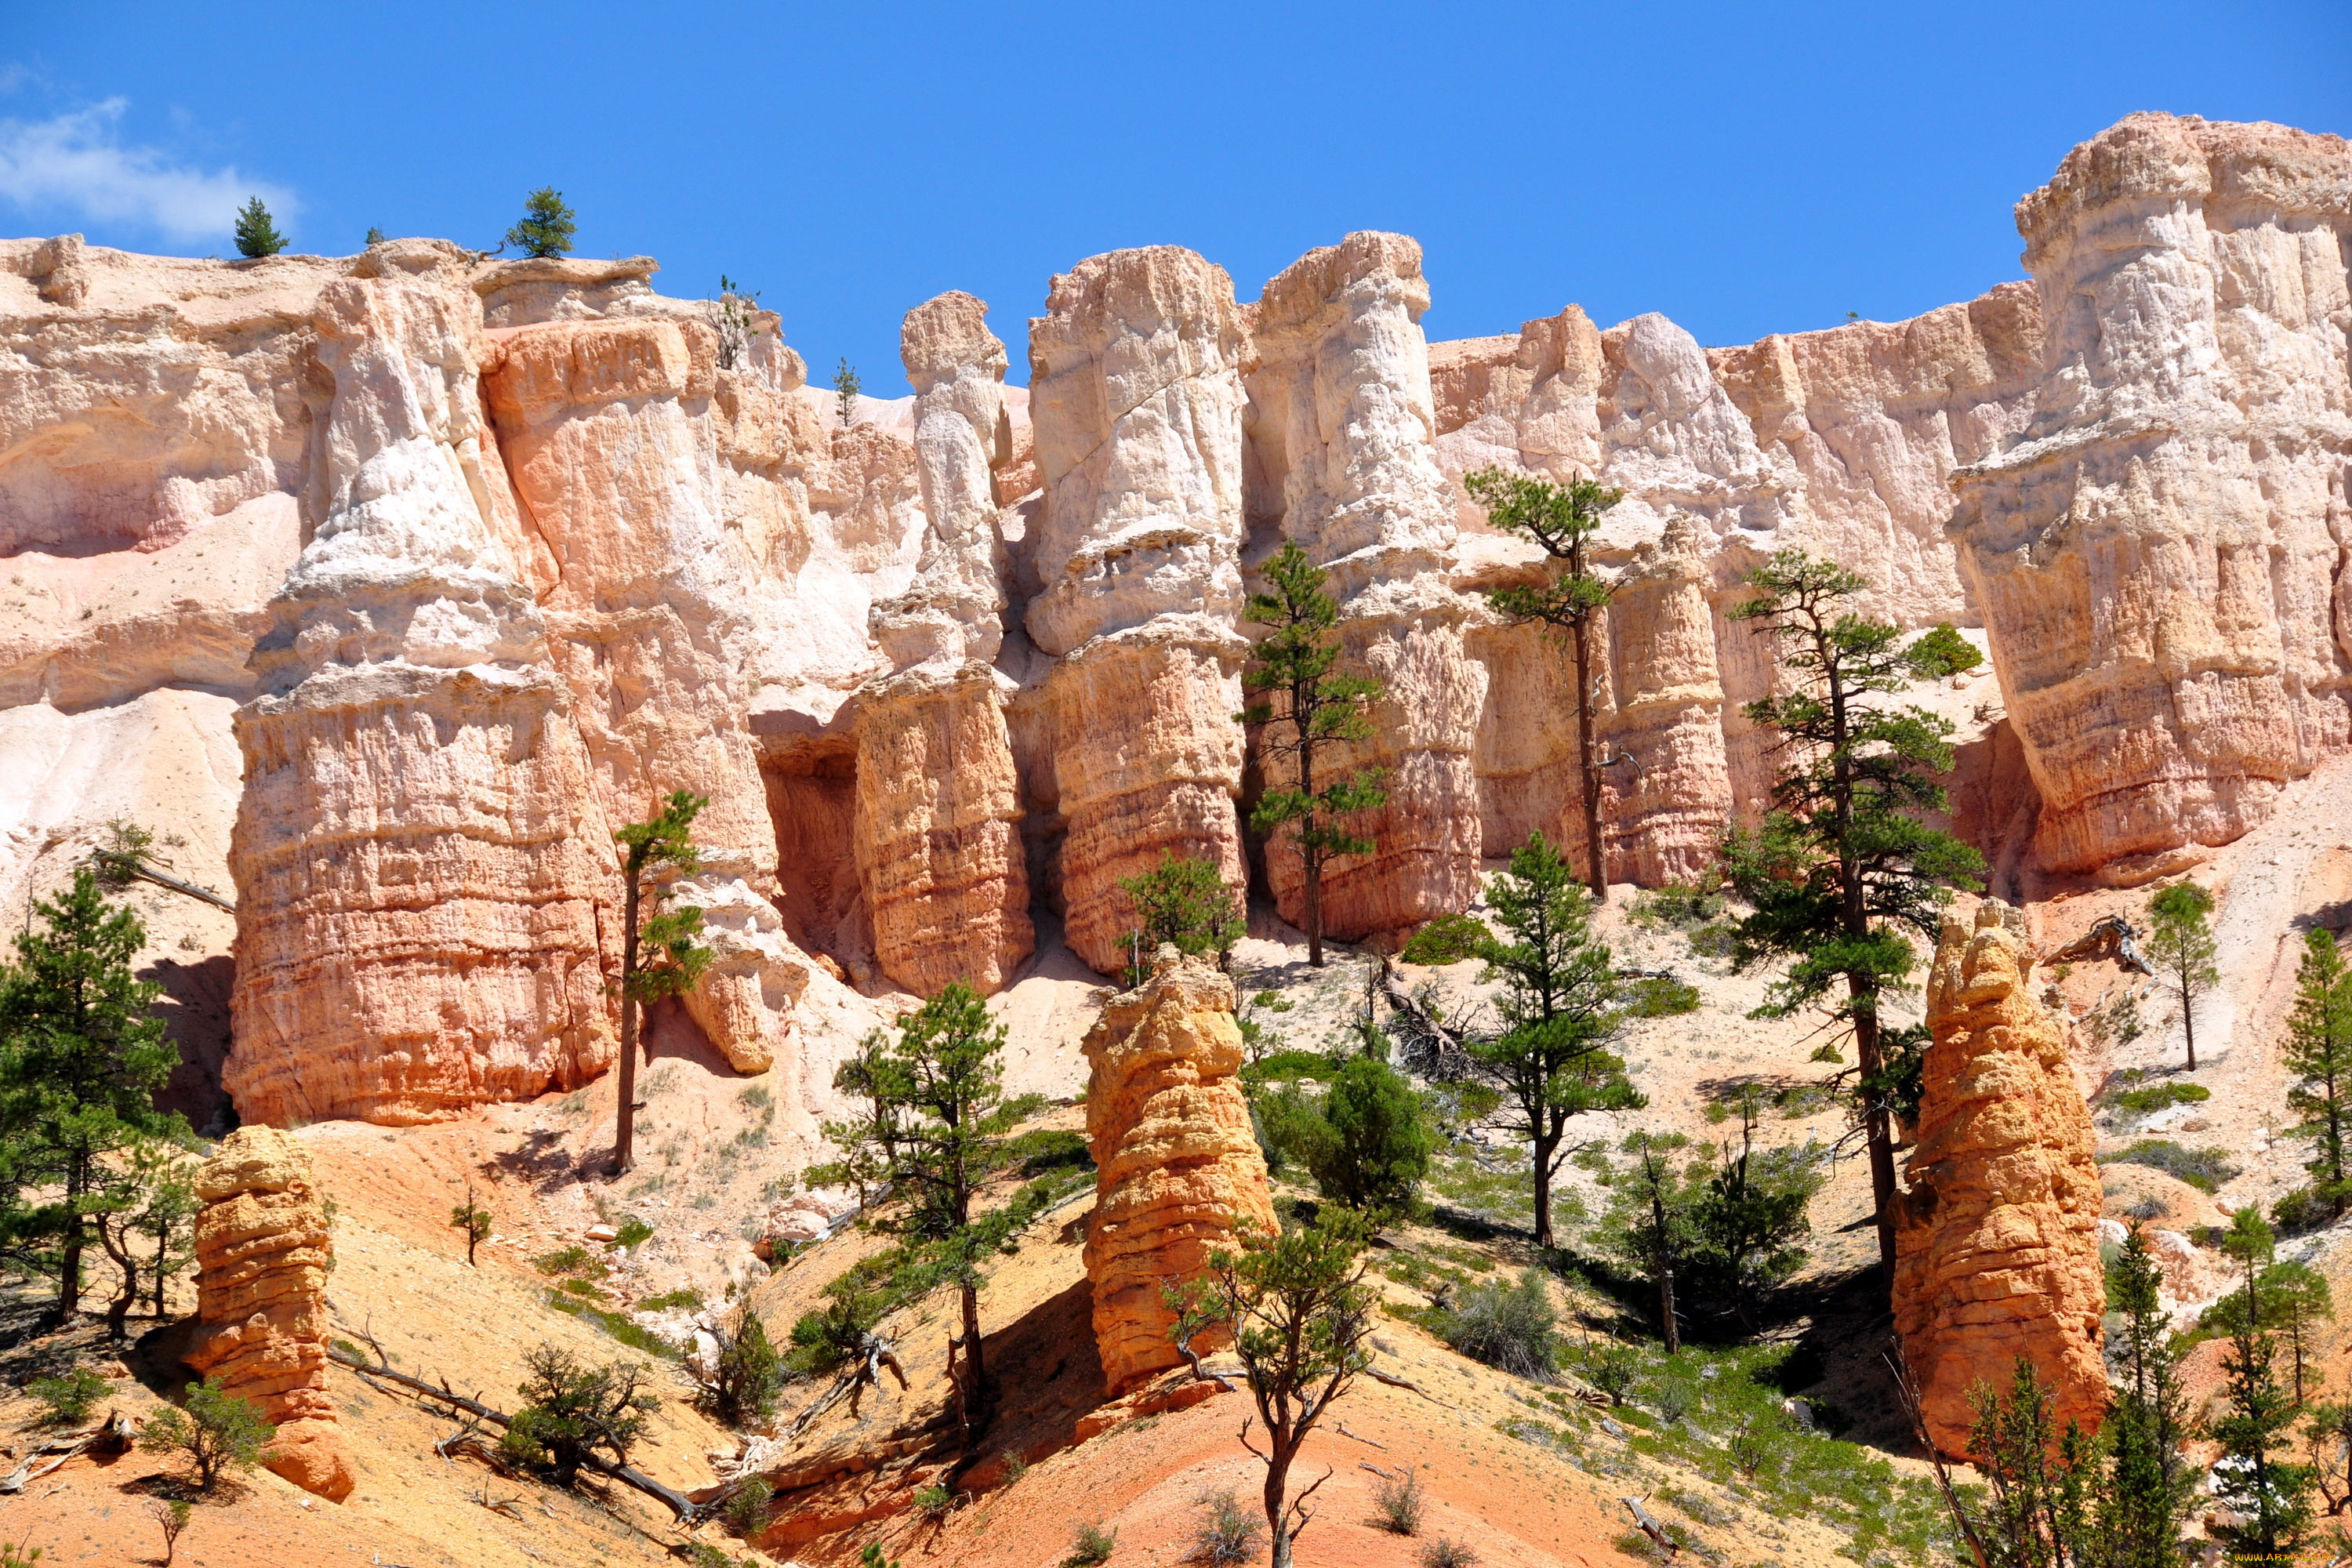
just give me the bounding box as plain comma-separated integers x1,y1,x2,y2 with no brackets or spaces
227,263,618,1126
185,1127,354,1501
1949,114,2352,877
1244,233,1486,939
851,293,1033,996
1026,247,1251,975
1083,947,1276,1396
1893,900,2105,1457
1597,517,1733,883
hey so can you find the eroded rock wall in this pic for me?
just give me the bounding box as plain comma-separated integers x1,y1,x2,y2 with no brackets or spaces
1950,114,2352,876
1025,248,1250,972
1893,900,2105,1457
1082,948,1276,1395
186,1127,354,1500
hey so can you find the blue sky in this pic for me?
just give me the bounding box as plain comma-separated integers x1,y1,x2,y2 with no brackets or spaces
5,2,2346,394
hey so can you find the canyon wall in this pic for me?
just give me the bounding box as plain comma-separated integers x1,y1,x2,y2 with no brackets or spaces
1893,900,2106,1457
1950,114,2352,876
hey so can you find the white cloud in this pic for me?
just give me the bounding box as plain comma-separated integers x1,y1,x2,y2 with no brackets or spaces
0,98,296,244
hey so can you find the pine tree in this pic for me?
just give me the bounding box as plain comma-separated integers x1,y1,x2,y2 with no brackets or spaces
2099,1223,2194,1568
811,982,1047,1451
2284,927,2352,1217
1462,467,1624,898
504,187,577,260
1404,832,1642,1246
450,1179,493,1267
1686,1094,1824,1332
2210,1209,2316,1555
1598,1131,1698,1353
1966,1359,2096,1568
0,871,188,1318
1240,542,1388,968
1114,851,1245,984
833,358,862,426
2144,881,2219,1072
1304,1056,1431,1218
232,198,286,258
608,792,712,1176
1723,550,1983,1278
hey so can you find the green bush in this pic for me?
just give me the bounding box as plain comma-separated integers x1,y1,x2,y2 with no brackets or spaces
138,1377,276,1491
2273,1183,2352,1235
1624,975,1701,1018
2112,1138,2240,1193
1306,1056,1432,1214
1421,1540,1479,1568
1191,1490,1265,1564
27,1367,107,1425
532,1243,601,1277
1631,884,1729,929
1436,1267,1559,1380
637,1287,702,1312
1065,1516,1118,1563
1240,1048,1342,1086
1370,1464,1426,1534
2103,1076,2212,1115
499,1345,658,1486
699,1310,786,1425
913,1482,953,1517
610,1218,655,1249
723,1475,772,1535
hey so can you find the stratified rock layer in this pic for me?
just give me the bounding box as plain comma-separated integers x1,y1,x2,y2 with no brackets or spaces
1247,233,1486,938
1027,248,1250,972
1951,114,2352,873
226,257,619,1126
185,1127,354,1501
1083,949,1276,1396
1893,901,2105,1457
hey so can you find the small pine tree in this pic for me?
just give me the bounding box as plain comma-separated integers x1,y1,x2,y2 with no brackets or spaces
499,1345,658,1486
608,792,712,1176
2284,927,2352,1217
2210,1210,2317,1555
2145,881,2219,1072
1598,1131,1698,1353
364,226,387,246
138,1377,276,1491
716,274,762,371
1115,851,1245,983
1305,1055,1430,1218
449,1179,493,1267
1686,1094,1824,1331
833,358,862,426
1966,1358,2097,1568
504,187,578,260
232,198,286,258
1240,542,1388,967
1462,467,1624,898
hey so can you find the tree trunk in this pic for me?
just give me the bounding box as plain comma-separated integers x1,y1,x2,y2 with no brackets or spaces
1301,729,1323,968
1265,1432,1299,1568
1650,1185,1679,1354
1532,1127,1559,1248
1305,856,1323,969
1853,983,1898,1277
2182,976,2197,1072
1571,607,1607,902
57,1227,82,1318
960,1281,985,1450
610,871,642,1177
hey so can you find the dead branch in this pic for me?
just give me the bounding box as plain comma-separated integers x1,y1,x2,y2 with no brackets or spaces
782,1331,909,1443
1337,1421,1388,1450
1620,1492,1679,1558
1172,1325,1236,1392
1362,1365,1440,1401
1886,1345,1991,1568
323,1342,696,1524
1378,960,1474,1081
1358,1460,1398,1479
1286,1465,1334,1542
1236,1417,1269,1466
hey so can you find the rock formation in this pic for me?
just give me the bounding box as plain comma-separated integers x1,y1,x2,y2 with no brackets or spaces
1950,114,2352,876
851,293,1033,996
1246,233,1486,939
226,252,621,1126
185,1126,354,1501
1893,900,2105,1457
1025,248,1250,973
1082,948,1276,1396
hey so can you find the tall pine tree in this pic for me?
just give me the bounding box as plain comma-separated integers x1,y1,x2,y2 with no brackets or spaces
1724,550,1982,1277
608,792,711,1177
2284,927,2352,1218
0,872,188,1318
2209,1210,2316,1555
2098,1223,2195,1567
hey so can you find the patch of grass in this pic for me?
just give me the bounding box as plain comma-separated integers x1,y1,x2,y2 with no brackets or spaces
532,1244,606,1279
610,1218,655,1249
1421,1540,1479,1568
2100,1075,2212,1116
1624,975,1701,1018
2111,1138,2238,1192
571,1307,680,1360
636,1288,702,1313
1240,1048,1343,1086
1630,884,1729,930
1065,1517,1118,1565
737,1083,772,1111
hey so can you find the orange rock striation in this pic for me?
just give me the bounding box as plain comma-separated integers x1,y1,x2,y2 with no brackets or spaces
184,1127,355,1501
1893,900,2105,1457
1081,948,1276,1396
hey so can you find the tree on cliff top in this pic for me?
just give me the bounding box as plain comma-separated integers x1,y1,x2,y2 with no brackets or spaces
833,358,862,426
608,792,711,1178
1240,542,1387,968
0,870,188,1319
1400,831,1642,1247
1463,467,1624,901
811,981,1048,1453
2145,880,2219,1073
2284,927,2352,1221
505,187,577,260
1722,550,1982,1283
1168,1206,1378,1568
232,197,286,258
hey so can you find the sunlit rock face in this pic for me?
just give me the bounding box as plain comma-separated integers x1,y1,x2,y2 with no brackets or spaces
1081,949,1275,1396
1026,247,1250,973
1894,902,2105,1457
1951,113,2352,875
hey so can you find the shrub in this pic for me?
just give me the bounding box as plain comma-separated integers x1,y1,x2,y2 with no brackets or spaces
1631,884,1728,929
532,1243,601,1277
138,1377,276,1491
698,1308,786,1426
637,1287,702,1312
1190,1489,1265,1564
28,1366,108,1425
2104,1077,2212,1115
1065,1517,1118,1564
146,1496,191,1566
611,1218,655,1249
723,1475,772,1535
2274,1183,2352,1236
1437,1268,1559,1380
1580,1341,1640,1405
1421,1540,1479,1568
2113,1138,2240,1193
1625,975,1702,1018
1653,1377,1698,1423
498,1345,659,1486
913,1482,954,1518
1370,1464,1427,1534
504,187,576,259
1115,851,1244,981
1306,1056,1432,1215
